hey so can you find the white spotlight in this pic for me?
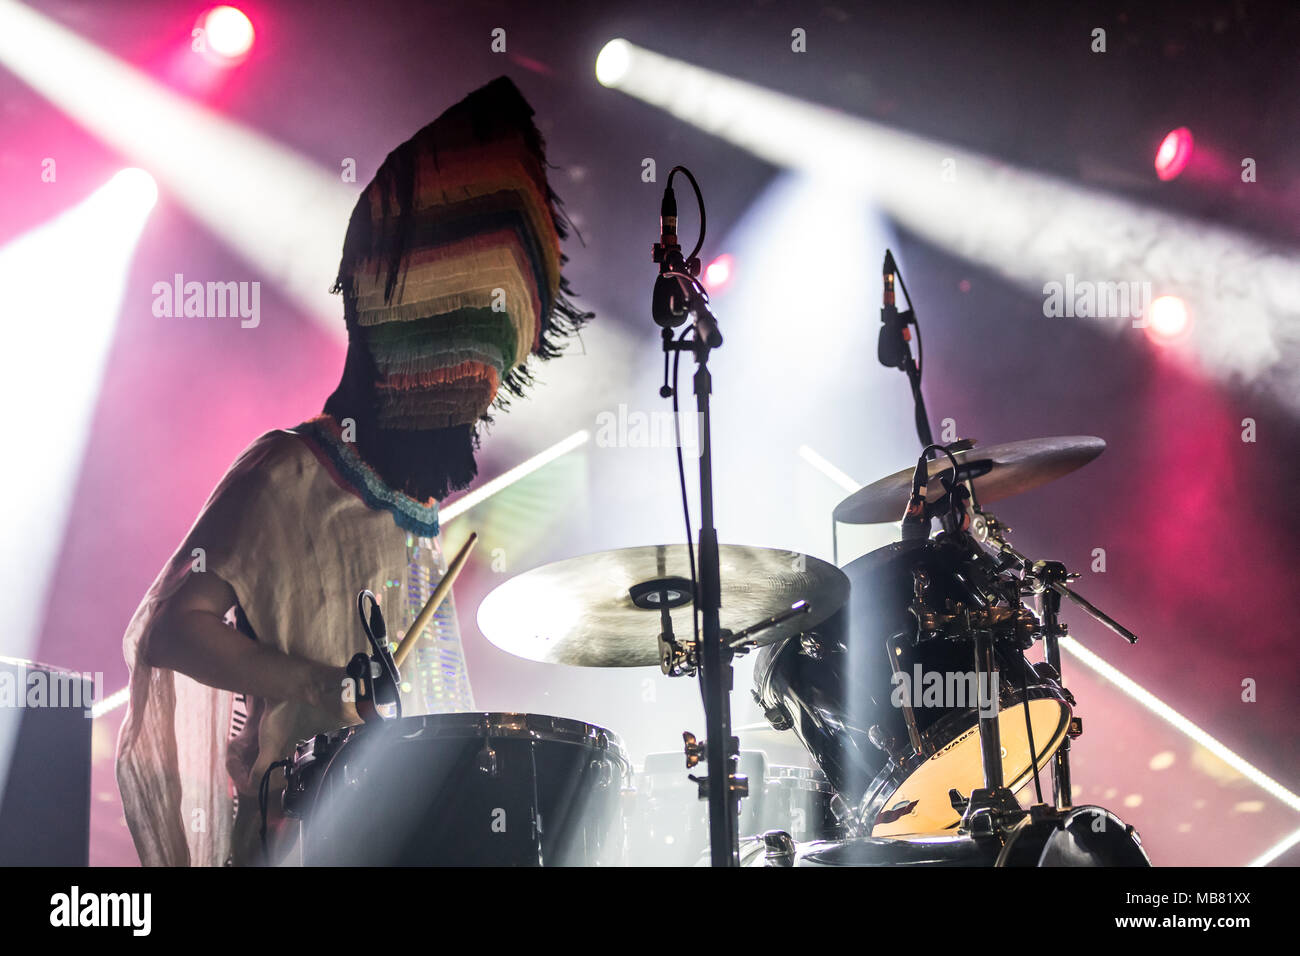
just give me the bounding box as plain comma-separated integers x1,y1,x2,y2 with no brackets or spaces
0,170,158,659
595,39,633,87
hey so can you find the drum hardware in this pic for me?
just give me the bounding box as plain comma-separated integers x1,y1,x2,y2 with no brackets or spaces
797,630,828,659
868,725,912,763
476,740,499,777
680,731,748,805
886,635,927,756
761,830,797,867
756,804,1149,867
682,731,705,769
345,534,478,726
347,589,402,724
648,163,738,864
728,601,814,651
970,515,1139,809
752,697,795,733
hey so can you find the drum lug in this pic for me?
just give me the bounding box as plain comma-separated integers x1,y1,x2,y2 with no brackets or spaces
753,690,794,731
761,829,796,867
868,724,910,763
688,771,748,801
476,742,499,777
1034,660,1062,682
948,788,968,814
682,730,705,768
798,633,825,660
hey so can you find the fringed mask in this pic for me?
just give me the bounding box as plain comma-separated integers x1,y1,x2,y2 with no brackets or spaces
327,76,590,501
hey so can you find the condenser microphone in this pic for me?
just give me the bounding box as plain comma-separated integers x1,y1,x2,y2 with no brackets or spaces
878,250,909,369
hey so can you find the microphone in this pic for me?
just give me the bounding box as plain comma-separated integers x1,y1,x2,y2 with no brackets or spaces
900,451,932,541
877,249,909,369
652,183,691,328
660,182,678,250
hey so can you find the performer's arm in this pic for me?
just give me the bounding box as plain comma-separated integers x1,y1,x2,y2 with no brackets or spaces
144,569,358,724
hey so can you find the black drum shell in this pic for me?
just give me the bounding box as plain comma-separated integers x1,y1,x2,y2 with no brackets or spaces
755,540,1070,813
286,713,629,866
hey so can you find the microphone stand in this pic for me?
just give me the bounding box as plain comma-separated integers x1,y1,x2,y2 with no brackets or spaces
651,167,740,866
661,298,740,868
834,251,937,565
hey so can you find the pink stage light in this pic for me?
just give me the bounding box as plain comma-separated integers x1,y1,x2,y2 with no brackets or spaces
201,6,255,61
703,253,733,291
1154,127,1193,181
1145,295,1190,344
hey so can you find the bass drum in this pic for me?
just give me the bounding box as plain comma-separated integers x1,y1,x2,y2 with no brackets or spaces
742,806,1151,867
755,539,1073,837
283,713,630,866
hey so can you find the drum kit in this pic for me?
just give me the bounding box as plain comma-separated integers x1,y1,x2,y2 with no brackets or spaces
279,180,1153,867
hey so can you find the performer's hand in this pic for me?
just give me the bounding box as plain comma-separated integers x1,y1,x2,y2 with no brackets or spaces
311,663,363,727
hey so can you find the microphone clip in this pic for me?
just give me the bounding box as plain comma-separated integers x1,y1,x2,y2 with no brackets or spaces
348,590,403,724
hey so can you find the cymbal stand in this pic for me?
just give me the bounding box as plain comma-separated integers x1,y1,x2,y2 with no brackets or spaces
974,517,1140,811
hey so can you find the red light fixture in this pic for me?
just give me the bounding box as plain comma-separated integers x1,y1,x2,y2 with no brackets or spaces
703,254,733,292
199,6,255,64
1154,127,1193,181
1145,295,1190,345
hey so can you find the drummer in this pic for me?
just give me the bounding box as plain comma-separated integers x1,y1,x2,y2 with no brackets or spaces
114,77,591,867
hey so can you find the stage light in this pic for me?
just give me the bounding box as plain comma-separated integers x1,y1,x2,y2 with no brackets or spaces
201,6,255,61
1061,637,1300,815
1154,127,1194,181
0,0,351,327
0,169,158,659
1145,294,1190,344
703,253,733,291
595,38,632,87
596,39,1300,421
798,444,860,493
440,430,590,524
1249,825,1300,867
107,167,159,211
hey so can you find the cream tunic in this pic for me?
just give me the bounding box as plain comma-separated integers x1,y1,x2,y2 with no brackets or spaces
115,427,473,866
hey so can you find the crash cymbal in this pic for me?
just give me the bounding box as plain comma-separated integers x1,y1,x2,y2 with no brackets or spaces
833,436,1106,525
477,544,849,667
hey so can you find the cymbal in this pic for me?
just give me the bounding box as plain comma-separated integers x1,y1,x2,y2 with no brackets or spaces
477,544,849,667
833,436,1106,525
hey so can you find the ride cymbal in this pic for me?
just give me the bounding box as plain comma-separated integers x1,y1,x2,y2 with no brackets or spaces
477,544,849,666
833,435,1106,525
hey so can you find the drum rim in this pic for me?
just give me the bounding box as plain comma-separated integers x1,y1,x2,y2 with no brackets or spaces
344,711,631,767
858,683,1073,830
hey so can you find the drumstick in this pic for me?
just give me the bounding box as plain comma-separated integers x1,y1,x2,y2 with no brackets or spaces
393,532,478,670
